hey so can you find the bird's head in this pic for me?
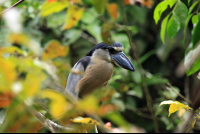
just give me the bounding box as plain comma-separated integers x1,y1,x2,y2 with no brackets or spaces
86,42,135,71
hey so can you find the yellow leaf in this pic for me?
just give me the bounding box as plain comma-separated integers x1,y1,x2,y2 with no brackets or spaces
40,1,70,17
72,117,100,125
7,33,42,56
62,5,84,30
0,57,17,90
76,96,99,114
39,89,70,119
42,40,69,61
107,3,118,20
168,101,189,117
0,46,24,56
22,70,46,98
7,33,30,46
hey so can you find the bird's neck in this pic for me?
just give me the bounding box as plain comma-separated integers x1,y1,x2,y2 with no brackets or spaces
91,49,112,62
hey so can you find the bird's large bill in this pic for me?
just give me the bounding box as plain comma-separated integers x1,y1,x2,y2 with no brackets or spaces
111,52,135,71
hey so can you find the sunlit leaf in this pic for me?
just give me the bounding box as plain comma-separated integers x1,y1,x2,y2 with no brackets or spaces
0,46,24,56
39,89,70,119
154,0,177,24
42,40,69,61
159,100,189,117
7,33,30,45
76,95,99,114
107,3,118,20
71,117,100,125
0,58,17,89
22,70,46,98
192,14,199,25
7,33,42,56
168,102,189,117
62,5,84,30
92,0,107,14
159,100,177,106
40,1,70,17
154,1,168,24
103,112,130,128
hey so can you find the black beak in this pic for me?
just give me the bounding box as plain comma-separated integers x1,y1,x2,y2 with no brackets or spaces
111,52,135,71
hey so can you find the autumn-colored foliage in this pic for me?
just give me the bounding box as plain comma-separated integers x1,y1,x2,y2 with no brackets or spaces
1,0,200,133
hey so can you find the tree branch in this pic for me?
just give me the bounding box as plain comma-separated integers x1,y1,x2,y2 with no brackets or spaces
0,0,24,15
120,1,159,133
166,83,192,105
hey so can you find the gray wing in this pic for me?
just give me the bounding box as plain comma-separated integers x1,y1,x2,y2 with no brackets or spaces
65,56,91,98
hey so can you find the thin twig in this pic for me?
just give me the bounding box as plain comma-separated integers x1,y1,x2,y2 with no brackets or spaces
126,106,161,120
120,1,159,133
0,0,25,15
167,83,192,105
184,77,190,101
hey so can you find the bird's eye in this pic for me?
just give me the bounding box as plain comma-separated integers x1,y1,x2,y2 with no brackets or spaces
108,48,116,54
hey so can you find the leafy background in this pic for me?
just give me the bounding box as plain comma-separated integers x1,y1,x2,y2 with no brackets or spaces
0,0,200,133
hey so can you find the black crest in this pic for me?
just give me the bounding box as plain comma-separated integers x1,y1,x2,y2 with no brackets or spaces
86,42,123,56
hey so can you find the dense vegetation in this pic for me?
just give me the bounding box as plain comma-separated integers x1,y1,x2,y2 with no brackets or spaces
0,0,200,133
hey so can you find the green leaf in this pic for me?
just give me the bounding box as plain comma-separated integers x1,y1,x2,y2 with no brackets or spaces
187,57,200,76
166,0,178,8
92,0,107,14
167,13,181,39
103,112,130,128
192,18,200,47
188,0,191,5
174,0,189,28
192,14,199,25
154,1,168,24
185,43,200,76
154,0,177,24
146,76,168,86
189,1,199,14
161,14,171,44
183,14,193,45
139,50,155,63
127,85,143,99
40,1,69,17
63,29,82,46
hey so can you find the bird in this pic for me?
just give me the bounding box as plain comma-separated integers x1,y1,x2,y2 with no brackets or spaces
65,42,135,99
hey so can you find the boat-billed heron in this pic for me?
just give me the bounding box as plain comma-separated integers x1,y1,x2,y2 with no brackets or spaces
65,42,135,98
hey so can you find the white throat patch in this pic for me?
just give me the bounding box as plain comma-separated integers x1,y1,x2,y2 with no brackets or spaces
113,47,124,51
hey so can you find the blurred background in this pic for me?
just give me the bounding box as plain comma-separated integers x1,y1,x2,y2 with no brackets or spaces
0,0,200,133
